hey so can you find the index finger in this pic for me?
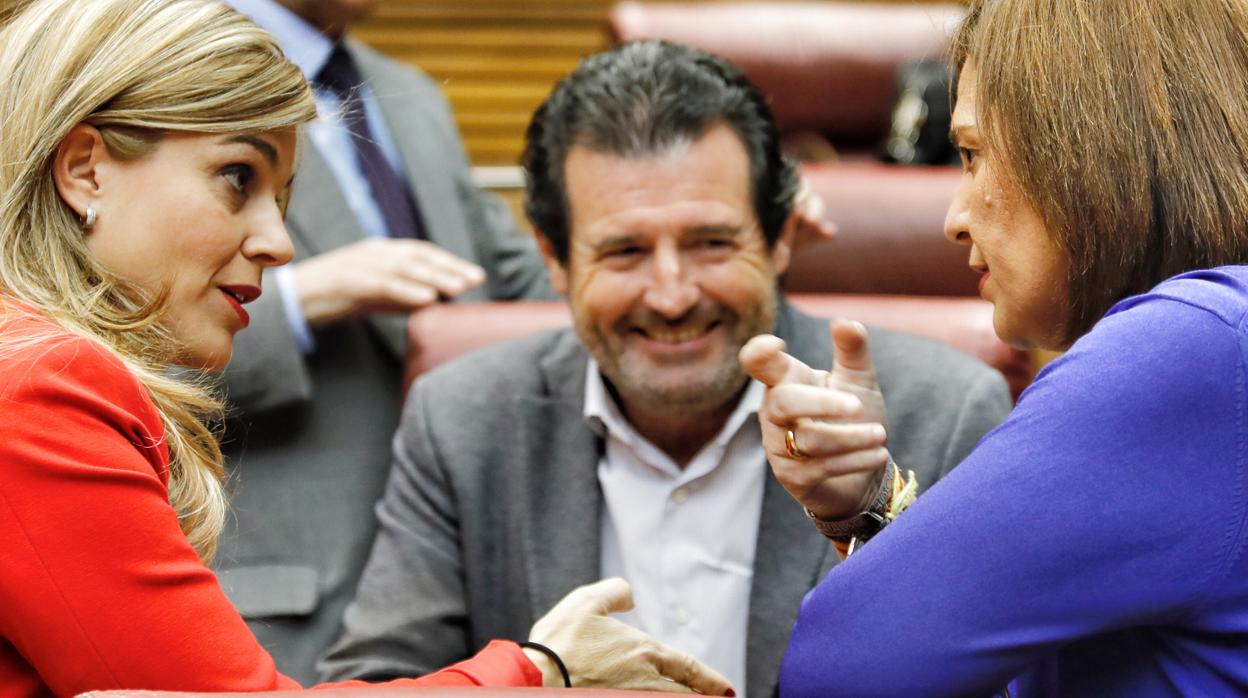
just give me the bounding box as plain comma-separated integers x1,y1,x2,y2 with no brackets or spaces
654,646,735,697
397,240,488,284
739,334,820,388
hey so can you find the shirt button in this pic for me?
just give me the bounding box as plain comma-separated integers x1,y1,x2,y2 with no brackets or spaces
672,486,690,504
674,608,691,625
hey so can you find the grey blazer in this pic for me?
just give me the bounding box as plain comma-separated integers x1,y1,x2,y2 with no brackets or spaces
319,303,1013,698
213,41,551,684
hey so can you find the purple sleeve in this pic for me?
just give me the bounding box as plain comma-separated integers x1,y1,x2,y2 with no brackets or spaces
780,295,1248,697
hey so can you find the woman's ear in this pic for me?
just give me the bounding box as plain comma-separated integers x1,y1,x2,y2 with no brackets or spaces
52,124,108,222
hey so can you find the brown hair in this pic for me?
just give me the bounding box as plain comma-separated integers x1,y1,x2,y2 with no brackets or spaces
953,0,1248,344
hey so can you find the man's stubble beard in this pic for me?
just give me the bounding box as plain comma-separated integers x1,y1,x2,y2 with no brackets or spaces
578,289,778,418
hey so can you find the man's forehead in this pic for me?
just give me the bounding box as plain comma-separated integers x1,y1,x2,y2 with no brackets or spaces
565,183,757,247
573,205,752,245
562,124,755,233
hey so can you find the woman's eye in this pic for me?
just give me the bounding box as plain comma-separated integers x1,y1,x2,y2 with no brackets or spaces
222,164,255,195
959,147,977,169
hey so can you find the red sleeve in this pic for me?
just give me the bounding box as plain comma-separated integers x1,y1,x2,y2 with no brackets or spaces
315,641,543,690
0,333,540,694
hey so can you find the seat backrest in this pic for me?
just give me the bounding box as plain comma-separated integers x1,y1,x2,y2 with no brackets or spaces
406,296,1032,400
787,162,972,296
608,1,965,152
405,300,571,389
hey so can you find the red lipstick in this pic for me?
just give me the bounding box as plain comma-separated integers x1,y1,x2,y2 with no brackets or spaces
219,285,261,328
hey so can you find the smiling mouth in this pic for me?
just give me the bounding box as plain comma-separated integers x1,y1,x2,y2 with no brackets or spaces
634,321,721,344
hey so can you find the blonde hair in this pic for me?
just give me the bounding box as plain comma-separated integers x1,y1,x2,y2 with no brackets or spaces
0,0,316,562
953,0,1248,345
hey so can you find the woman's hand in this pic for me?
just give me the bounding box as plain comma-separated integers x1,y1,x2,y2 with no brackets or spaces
525,578,735,695
739,319,892,520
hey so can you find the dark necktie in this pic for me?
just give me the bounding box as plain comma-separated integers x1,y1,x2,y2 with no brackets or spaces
315,44,427,240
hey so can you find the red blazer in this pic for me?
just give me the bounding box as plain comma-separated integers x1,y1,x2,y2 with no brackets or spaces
0,308,539,697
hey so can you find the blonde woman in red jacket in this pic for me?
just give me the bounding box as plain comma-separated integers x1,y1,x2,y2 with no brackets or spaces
0,1,732,696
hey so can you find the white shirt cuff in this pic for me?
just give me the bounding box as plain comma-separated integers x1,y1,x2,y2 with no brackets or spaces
274,264,315,354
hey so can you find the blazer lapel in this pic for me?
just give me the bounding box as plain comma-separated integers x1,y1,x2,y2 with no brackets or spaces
287,141,365,258
747,476,837,698
520,333,604,617
286,138,408,357
776,297,834,369
745,299,837,698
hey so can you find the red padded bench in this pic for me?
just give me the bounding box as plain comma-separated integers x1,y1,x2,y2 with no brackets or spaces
792,163,968,296
609,1,965,157
80,689,670,698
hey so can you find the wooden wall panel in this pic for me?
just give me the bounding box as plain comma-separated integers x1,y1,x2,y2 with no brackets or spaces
0,0,954,168
352,0,951,166
353,0,619,166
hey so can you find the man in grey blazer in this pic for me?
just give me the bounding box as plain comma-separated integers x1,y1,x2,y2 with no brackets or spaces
213,0,552,683
320,41,1013,698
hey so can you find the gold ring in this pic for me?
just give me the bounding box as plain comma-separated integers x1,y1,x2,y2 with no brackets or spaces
785,428,807,459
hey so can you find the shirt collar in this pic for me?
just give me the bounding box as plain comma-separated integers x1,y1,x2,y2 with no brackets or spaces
583,358,764,455
225,0,335,83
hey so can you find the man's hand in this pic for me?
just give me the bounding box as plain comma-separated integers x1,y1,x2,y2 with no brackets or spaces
792,177,838,243
739,320,890,520
526,578,735,695
293,238,486,328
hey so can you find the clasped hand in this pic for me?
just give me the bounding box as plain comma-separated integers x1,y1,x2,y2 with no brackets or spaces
739,319,893,520
526,578,734,695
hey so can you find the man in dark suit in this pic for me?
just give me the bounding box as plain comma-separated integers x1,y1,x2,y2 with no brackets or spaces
320,41,1013,698
213,0,553,684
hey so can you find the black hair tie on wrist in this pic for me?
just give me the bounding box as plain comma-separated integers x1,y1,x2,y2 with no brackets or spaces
519,640,572,688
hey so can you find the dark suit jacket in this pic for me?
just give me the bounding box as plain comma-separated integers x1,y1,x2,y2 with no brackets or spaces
319,304,1013,698
213,41,551,683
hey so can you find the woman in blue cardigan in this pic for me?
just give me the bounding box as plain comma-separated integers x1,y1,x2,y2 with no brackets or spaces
741,0,1248,695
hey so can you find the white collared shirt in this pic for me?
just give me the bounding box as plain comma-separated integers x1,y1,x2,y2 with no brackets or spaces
585,360,766,698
